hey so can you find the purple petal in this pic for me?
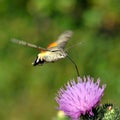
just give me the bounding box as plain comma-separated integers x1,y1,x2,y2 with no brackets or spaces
56,76,106,119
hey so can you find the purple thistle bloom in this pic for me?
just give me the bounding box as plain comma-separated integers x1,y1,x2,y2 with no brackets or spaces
56,76,106,120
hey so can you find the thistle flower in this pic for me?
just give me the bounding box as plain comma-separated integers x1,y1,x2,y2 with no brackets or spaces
56,76,106,120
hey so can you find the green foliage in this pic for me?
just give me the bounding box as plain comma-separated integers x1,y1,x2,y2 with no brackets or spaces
54,104,120,120
0,0,120,119
80,104,120,120
102,104,120,120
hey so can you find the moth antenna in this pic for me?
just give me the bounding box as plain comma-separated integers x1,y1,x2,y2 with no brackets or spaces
66,54,80,76
11,38,48,51
65,41,83,52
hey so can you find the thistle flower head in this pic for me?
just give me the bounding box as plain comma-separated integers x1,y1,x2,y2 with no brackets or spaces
56,76,106,120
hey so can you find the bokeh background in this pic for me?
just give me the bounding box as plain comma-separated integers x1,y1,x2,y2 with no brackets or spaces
0,0,120,119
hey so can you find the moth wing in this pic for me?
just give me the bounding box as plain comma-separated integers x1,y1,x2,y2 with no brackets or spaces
11,38,48,51
47,30,73,50
55,30,73,49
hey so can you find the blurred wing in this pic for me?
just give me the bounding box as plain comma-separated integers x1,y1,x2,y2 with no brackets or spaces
11,38,48,51
56,30,73,49
47,30,73,50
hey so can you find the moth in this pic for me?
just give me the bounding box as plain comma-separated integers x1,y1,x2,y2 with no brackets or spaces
12,30,80,76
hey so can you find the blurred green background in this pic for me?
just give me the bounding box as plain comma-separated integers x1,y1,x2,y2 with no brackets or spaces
0,0,120,119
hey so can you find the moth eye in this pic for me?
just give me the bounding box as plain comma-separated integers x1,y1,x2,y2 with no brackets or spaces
59,53,63,56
